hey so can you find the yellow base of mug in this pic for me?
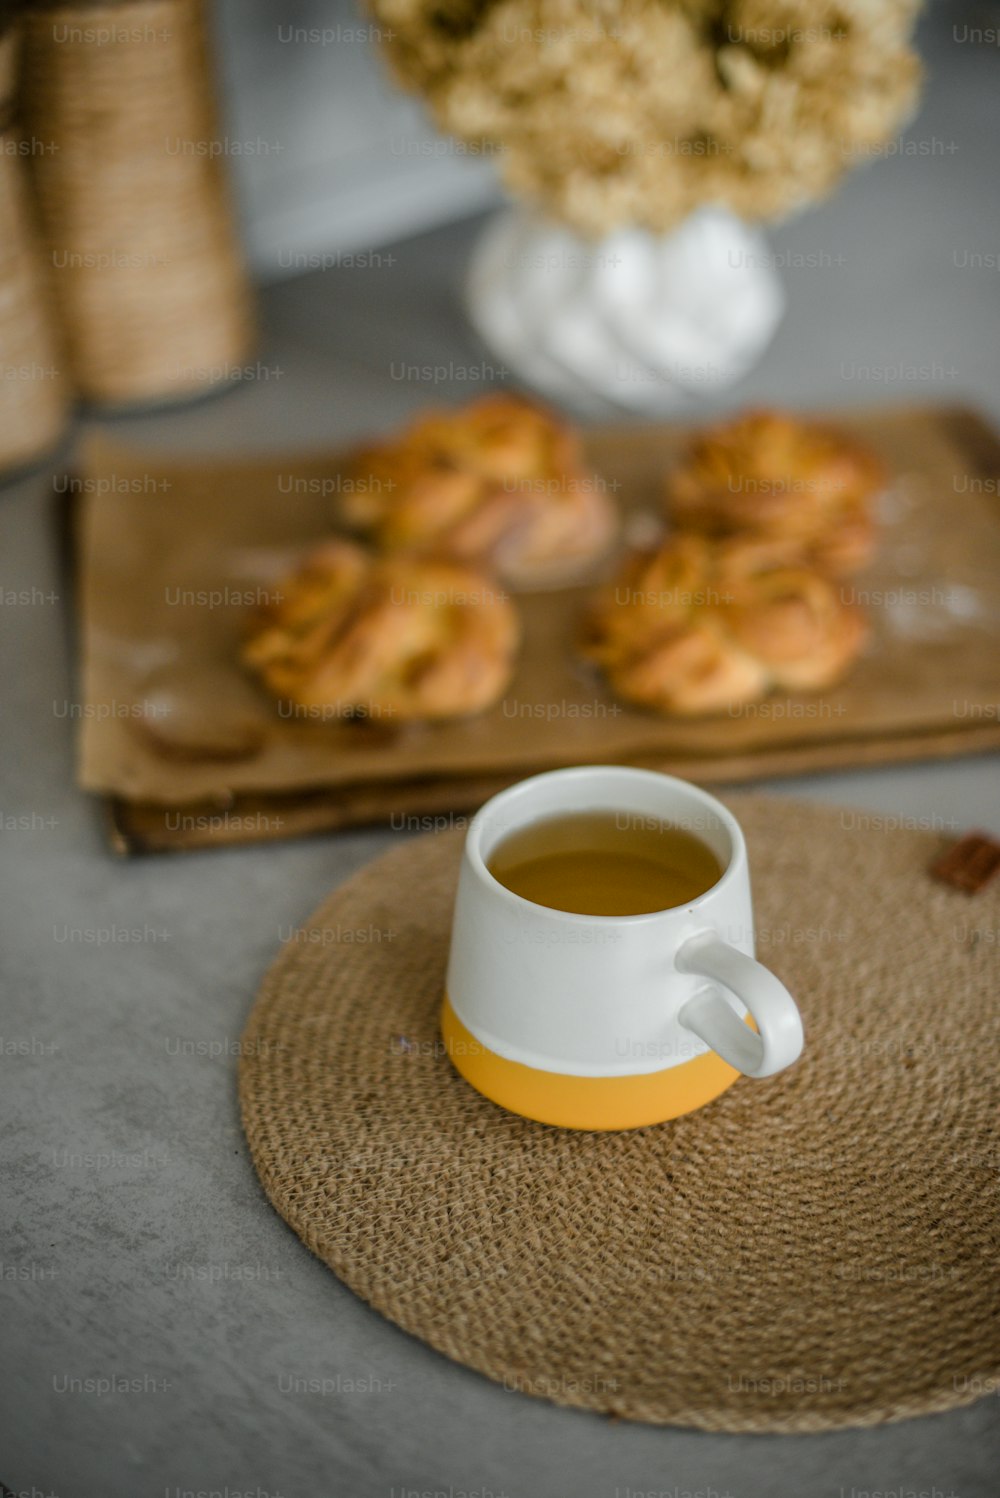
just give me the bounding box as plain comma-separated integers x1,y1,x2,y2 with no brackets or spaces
440,995,741,1131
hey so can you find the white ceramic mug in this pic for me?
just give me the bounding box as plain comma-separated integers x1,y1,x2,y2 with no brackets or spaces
441,765,804,1130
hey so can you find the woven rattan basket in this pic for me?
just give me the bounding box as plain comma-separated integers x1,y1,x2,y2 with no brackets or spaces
19,0,255,408
0,11,68,476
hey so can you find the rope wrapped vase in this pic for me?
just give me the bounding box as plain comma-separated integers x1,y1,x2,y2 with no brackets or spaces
19,0,255,408
0,11,68,476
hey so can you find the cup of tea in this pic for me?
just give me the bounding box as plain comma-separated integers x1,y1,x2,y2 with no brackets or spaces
442,765,804,1130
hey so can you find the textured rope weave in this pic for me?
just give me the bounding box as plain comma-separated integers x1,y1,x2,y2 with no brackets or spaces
240,794,1000,1431
19,0,254,406
0,19,68,473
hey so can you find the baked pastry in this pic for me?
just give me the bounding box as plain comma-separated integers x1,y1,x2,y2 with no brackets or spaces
342,395,615,587
664,410,885,576
583,534,868,716
243,540,519,721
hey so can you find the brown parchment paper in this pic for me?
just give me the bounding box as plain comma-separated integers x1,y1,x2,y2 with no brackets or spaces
73,406,1000,851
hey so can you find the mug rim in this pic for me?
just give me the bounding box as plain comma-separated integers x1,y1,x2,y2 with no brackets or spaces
464,764,744,925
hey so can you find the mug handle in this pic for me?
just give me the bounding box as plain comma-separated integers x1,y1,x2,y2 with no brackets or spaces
676,930,804,1079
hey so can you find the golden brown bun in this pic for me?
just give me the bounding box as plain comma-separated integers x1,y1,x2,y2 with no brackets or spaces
343,395,615,587
664,409,885,576
583,534,868,716
243,540,519,721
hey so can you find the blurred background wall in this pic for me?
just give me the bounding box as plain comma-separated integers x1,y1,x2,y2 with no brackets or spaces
213,0,500,276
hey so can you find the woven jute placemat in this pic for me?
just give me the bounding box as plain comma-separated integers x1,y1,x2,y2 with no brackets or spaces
239,794,1000,1432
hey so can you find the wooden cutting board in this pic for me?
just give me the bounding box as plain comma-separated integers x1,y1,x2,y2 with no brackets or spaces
72,404,1000,852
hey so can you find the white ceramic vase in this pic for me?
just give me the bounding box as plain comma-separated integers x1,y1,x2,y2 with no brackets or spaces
465,204,786,416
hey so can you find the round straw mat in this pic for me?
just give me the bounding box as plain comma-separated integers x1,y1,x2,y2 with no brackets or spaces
239,794,1000,1432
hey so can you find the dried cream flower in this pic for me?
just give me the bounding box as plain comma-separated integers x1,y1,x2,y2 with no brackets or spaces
367,0,922,234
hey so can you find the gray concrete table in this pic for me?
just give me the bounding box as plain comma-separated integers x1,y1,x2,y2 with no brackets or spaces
2,8,999,1493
